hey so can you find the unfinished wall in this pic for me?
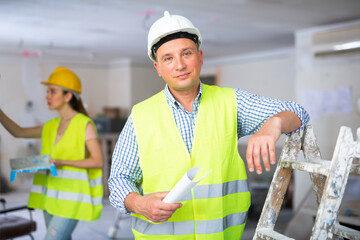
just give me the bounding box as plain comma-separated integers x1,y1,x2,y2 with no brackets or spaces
107,62,131,111
212,50,296,150
69,65,109,117
219,50,295,101
294,20,360,210
0,58,32,189
130,63,164,107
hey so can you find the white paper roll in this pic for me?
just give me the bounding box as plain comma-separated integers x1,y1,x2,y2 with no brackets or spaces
163,166,212,203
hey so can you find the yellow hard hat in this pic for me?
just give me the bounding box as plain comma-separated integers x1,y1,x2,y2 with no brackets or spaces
41,67,82,94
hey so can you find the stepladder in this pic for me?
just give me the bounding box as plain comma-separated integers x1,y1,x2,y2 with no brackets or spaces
253,125,360,240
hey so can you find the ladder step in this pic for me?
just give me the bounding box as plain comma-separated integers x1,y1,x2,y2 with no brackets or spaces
279,161,359,175
255,228,295,240
280,160,330,175
334,223,360,239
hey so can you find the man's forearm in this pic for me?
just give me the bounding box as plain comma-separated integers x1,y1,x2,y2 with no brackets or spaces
124,192,141,213
271,111,302,133
246,110,302,174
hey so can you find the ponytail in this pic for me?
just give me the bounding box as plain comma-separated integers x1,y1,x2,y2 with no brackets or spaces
64,90,89,116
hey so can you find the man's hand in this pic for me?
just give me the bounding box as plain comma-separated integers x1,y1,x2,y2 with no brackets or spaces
124,192,182,222
246,111,302,174
246,117,281,174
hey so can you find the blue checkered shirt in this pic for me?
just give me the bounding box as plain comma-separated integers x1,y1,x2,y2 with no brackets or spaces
108,83,309,213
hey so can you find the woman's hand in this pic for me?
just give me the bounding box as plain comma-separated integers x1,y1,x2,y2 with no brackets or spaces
50,159,63,167
49,138,104,169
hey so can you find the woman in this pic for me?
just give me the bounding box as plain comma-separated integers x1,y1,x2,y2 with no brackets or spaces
0,67,104,240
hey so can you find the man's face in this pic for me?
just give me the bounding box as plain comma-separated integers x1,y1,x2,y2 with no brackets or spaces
154,38,203,93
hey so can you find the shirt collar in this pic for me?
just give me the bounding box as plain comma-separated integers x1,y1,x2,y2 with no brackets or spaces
163,83,203,110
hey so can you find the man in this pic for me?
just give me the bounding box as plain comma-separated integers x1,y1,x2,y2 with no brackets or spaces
109,11,309,239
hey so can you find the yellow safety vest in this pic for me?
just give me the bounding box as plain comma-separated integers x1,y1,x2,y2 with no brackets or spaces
28,113,103,221
131,84,250,240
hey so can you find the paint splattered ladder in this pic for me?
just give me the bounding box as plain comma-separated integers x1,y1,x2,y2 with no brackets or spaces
253,125,360,240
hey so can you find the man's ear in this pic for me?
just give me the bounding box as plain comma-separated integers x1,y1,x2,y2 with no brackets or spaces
154,61,162,77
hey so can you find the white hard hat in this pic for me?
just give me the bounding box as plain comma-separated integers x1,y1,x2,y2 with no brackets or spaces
147,11,202,62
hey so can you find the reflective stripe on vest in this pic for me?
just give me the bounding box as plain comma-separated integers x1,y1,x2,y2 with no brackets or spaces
132,211,247,235
30,185,103,206
193,179,248,200
55,169,103,187
146,179,249,202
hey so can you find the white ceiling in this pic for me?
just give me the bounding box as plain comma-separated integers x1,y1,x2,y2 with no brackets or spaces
1,0,360,64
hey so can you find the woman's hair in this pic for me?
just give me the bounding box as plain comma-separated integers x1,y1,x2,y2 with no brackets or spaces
63,90,88,116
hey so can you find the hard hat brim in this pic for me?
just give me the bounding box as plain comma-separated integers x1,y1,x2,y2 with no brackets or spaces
40,81,82,94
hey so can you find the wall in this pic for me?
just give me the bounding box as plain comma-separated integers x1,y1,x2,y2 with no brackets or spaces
294,21,360,210
130,63,164,106
0,58,32,189
69,65,110,116
218,49,295,100
210,49,295,148
107,63,131,110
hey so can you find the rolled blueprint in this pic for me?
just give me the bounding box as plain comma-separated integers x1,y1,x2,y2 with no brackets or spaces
163,166,212,203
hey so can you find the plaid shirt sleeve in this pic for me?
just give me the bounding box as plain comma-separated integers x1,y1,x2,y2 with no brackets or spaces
108,115,142,214
235,88,310,138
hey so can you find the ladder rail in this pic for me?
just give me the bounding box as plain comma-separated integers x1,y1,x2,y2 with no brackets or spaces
301,126,327,206
253,128,303,239
253,125,360,240
311,127,355,239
